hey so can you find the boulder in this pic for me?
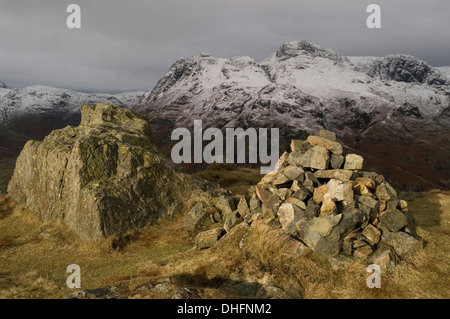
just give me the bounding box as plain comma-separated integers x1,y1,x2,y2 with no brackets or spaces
8,103,212,240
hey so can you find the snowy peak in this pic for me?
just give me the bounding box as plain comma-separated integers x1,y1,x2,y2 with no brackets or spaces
261,41,370,97
367,55,448,86
349,55,449,88
141,53,271,105
273,40,349,65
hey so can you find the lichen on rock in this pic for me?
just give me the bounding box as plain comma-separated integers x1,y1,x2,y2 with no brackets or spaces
7,103,215,240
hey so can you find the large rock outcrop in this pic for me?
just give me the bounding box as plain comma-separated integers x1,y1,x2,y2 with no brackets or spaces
7,103,217,240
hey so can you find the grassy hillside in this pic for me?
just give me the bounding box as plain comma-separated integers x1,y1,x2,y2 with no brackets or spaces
0,158,16,194
0,166,449,299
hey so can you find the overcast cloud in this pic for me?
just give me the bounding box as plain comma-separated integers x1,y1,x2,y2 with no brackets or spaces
0,0,449,93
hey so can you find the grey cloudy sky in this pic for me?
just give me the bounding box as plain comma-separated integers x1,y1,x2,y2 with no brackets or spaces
0,0,449,93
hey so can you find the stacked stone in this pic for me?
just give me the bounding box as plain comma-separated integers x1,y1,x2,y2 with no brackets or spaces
235,130,421,265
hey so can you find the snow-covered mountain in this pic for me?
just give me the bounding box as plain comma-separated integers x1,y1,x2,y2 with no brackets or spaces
134,40,450,190
0,85,144,142
436,66,450,79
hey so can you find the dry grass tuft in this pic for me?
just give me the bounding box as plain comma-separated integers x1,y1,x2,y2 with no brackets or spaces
0,188,449,299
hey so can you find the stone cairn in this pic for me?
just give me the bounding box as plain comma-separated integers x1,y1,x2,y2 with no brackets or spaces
196,130,422,270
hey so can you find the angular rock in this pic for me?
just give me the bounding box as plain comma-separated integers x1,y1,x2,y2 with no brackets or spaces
384,182,398,198
302,179,314,193
283,166,304,181
319,129,336,141
353,244,373,259
271,173,290,186
383,232,422,258
184,202,209,231
195,228,226,249
286,197,306,210
304,200,320,219
214,195,236,217
300,214,343,257
327,179,354,204
376,184,391,201
313,184,329,204
314,169,354,181
356,195,379,209
283,237,310,258
256,185,278,203
275,188,293,201
380,209,408,232
305,171,321,187
386,200,399,211
361,224,382,245
237,195,250,218
330,154,344,169
262,198,281,220
307,135,343,155
399,200,408,210
291,180,300,192
278,203,304,235
224,211,243,232
353,184,372,196
337,209,366,237
329,254,354,270
354,177,376,190
369,246,399,273
320,193,337,215
270,151,289,173
300,145,329,170
291,183,310,201
290,140,311,153
260,173,277,185
249,194,262,213
344,154,364,170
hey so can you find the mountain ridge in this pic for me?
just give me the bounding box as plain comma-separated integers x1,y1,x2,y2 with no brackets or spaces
133,40,450,190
